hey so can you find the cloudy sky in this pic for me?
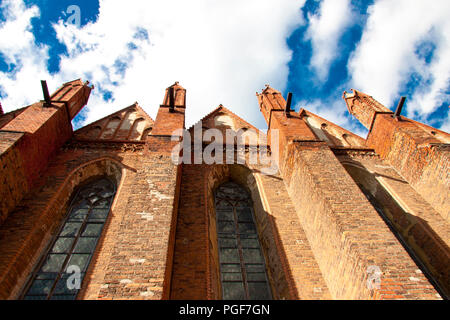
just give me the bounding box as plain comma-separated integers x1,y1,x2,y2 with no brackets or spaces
0,0,449,137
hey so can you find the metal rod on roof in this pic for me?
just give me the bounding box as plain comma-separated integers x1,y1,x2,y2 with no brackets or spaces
41,80,51,107
285,92,292,117
394,96,406,119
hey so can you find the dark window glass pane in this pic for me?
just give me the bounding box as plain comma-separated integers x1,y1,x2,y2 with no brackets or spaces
53,276,81,295
88,196,101,205
219,248,240,263
82,224,103,237
218,221,235,234
95,179,111,189
236,208,253,222
216,210,234,221
222,273,243,281
221,264,241,273
51,238,75,253
50,295,77,300
66,254,90,272
239,233,258,239
235,200,251,207
240,238,259,248
73,237,97,253
238,223,256,234
73,199,90,209
27,279,54,295
245,264,266,273
222,282,245,300
60,222,82,237
218,237,237,248
89,209,109,222
93,199,109,208
99,190,114,198
216,200,232,209
68,208,89,221
246,272,267,282
35,273,58,280
40,254,67,273
242,249,263,263
219,233,236,239
247,282,271,300
24,295,47,300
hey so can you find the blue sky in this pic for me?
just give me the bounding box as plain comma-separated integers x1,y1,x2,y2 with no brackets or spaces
0,0,449,137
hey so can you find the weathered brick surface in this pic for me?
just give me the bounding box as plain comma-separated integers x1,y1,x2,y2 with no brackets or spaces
367,114,449,221
258,87,442,299
0,153,122,299
252,170,331,299
0,142,181,300
282,142,439,299
343,91,449,222
170,164,208,299
0,131,27,224
79,151,180,300
337,151,450,297
343,89,393,130
170,161,330,300
0,80,447,301
0,80,92,226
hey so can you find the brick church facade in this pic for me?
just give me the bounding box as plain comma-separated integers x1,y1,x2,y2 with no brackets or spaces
0,79,448,300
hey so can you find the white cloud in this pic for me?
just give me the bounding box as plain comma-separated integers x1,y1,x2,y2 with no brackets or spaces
0,0,306,130
348,0,450,121
306,0,352,81
0,1,52,110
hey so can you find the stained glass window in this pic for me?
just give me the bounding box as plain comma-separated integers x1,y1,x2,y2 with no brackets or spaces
22,178,116,300
215,182,272,300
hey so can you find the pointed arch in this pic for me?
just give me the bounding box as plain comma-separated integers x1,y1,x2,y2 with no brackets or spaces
8,157,126,300
214,181,272,300
202,164,294,300
21,177,117,300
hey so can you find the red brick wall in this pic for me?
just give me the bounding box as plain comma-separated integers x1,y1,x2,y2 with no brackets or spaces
338,152,449,297
0,141,182,300
258,87,441,299
0,154,122,299
170,161,331,300
281,142,439,299
0,81,92,226
367,114,449,222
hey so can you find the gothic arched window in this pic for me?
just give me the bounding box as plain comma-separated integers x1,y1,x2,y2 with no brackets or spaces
215,182,272,300
22,178,116,300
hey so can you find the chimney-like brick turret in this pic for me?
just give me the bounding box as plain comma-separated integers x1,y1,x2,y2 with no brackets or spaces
343,89,393,130
0,79,92,225
151,82,186,137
